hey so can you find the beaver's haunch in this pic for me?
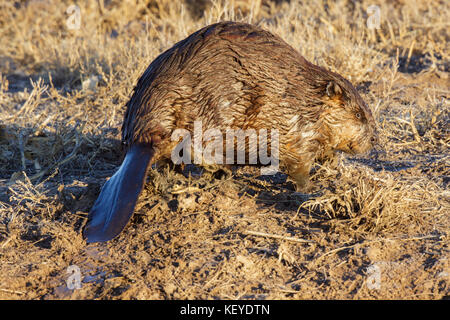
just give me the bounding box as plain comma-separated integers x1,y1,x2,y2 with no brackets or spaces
83,22,377,243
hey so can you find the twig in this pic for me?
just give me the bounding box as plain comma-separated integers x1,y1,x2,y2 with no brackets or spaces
0,288,25,295
409,109,422,143
316,234,444,262
243,230,316,244
316,244,357,262
18,132,26,171
170,186,202,194
29,133,81,183
405,40,415,69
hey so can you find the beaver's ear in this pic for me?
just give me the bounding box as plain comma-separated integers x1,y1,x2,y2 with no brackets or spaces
326,81,342,98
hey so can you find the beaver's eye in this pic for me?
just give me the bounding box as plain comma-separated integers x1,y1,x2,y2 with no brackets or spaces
355,112,361,119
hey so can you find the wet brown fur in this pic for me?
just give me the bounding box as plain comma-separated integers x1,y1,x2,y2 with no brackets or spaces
122,21,377,190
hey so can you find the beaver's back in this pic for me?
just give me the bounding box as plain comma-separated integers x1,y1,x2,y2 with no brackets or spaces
121,21,320,147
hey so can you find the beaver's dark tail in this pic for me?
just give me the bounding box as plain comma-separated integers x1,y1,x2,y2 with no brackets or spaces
83,143,154,243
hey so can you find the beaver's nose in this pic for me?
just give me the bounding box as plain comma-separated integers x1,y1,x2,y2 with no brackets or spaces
370,134,379,148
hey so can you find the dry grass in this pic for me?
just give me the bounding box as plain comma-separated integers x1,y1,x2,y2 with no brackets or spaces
0,0,448,300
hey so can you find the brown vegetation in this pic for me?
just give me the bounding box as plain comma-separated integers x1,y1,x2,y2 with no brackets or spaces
0,0,448,299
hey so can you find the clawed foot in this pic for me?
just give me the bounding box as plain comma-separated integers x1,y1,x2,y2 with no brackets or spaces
289,165,312,193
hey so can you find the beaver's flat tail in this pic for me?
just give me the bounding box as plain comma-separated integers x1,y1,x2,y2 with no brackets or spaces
83,143,154,243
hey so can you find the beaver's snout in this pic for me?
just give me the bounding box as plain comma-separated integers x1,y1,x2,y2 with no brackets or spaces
370,134,378,148
368,126,381,152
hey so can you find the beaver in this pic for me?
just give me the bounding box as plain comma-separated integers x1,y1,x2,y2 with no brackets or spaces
83,21,377,243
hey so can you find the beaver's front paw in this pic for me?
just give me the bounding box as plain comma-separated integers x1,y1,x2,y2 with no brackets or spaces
289,166,312,193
